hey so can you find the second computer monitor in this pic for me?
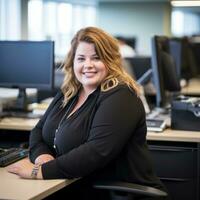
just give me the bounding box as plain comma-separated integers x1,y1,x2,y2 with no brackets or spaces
151,36,181,108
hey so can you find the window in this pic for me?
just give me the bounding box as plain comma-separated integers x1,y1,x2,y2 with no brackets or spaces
28,0,97,60
0,0,21,40
171,10,200,36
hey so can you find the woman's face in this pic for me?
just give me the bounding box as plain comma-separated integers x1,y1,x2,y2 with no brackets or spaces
73,41,108,93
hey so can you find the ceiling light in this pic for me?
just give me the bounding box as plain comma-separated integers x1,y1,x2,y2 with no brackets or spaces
171,0,200,7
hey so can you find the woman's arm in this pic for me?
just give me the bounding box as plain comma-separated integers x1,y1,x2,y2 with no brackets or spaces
41,87,146,179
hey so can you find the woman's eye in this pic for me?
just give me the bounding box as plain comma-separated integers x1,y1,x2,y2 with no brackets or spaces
93,56,100,60
77,57,84,61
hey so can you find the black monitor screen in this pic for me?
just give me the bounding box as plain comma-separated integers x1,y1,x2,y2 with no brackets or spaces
169,39,182,79
0,41,54,111
151,36,181,108
0,41,54,89
169,37,199,80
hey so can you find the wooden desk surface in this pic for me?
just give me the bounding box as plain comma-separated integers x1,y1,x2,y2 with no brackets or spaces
0,117,200,143
0,166,77,200
181,78,200,95
0,117,39,131
0,118,200,199
147,128,200,143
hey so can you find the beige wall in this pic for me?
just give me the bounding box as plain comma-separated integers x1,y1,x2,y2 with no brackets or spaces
97,1,172,55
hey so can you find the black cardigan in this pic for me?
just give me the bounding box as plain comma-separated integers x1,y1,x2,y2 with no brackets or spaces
29,84,163,189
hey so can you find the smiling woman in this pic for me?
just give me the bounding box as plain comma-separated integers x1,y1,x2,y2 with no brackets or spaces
73,42,108,94
61,27,139,105
7,27,170,200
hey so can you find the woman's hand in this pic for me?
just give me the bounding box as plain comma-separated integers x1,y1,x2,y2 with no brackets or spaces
35,154,55,165
6,159,42,179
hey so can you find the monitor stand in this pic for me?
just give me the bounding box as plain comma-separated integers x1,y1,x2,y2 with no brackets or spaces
1,88,41,119
3,88,29,112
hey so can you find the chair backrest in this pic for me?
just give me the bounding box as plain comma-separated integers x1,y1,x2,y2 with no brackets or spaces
93,180,167,199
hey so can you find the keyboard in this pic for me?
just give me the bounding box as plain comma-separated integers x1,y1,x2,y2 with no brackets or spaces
0,148,29,167
146,119,166,132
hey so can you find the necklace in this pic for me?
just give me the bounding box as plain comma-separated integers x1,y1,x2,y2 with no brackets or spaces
53,96,77,153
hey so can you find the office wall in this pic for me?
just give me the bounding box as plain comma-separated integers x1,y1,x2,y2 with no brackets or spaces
97,2,171,55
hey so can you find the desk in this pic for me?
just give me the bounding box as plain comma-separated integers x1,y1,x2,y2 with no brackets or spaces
181,78,200,95
1,117,200,142
147,128,200,200
0,118,200,200
0,118,77,200
0,166,77,200
0,117,38,131
147,128,200,142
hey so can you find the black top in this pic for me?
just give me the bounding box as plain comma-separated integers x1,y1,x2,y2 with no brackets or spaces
29,84,163,189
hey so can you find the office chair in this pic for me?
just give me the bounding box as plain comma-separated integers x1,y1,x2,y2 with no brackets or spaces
93,180,167,200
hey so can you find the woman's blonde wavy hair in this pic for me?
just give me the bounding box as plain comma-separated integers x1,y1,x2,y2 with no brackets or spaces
61,26,139,105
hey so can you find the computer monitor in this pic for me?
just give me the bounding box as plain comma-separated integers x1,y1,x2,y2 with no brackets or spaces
0,40,54,111
169,37,198,80
115,36,136,49
169,39,182,80
126,56,151,80
151,36,181,108
191,41,200,75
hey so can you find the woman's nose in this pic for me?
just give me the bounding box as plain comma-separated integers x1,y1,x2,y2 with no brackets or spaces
84,59,94,68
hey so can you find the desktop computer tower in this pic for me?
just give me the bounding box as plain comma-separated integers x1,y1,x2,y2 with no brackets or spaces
171,96,200,131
